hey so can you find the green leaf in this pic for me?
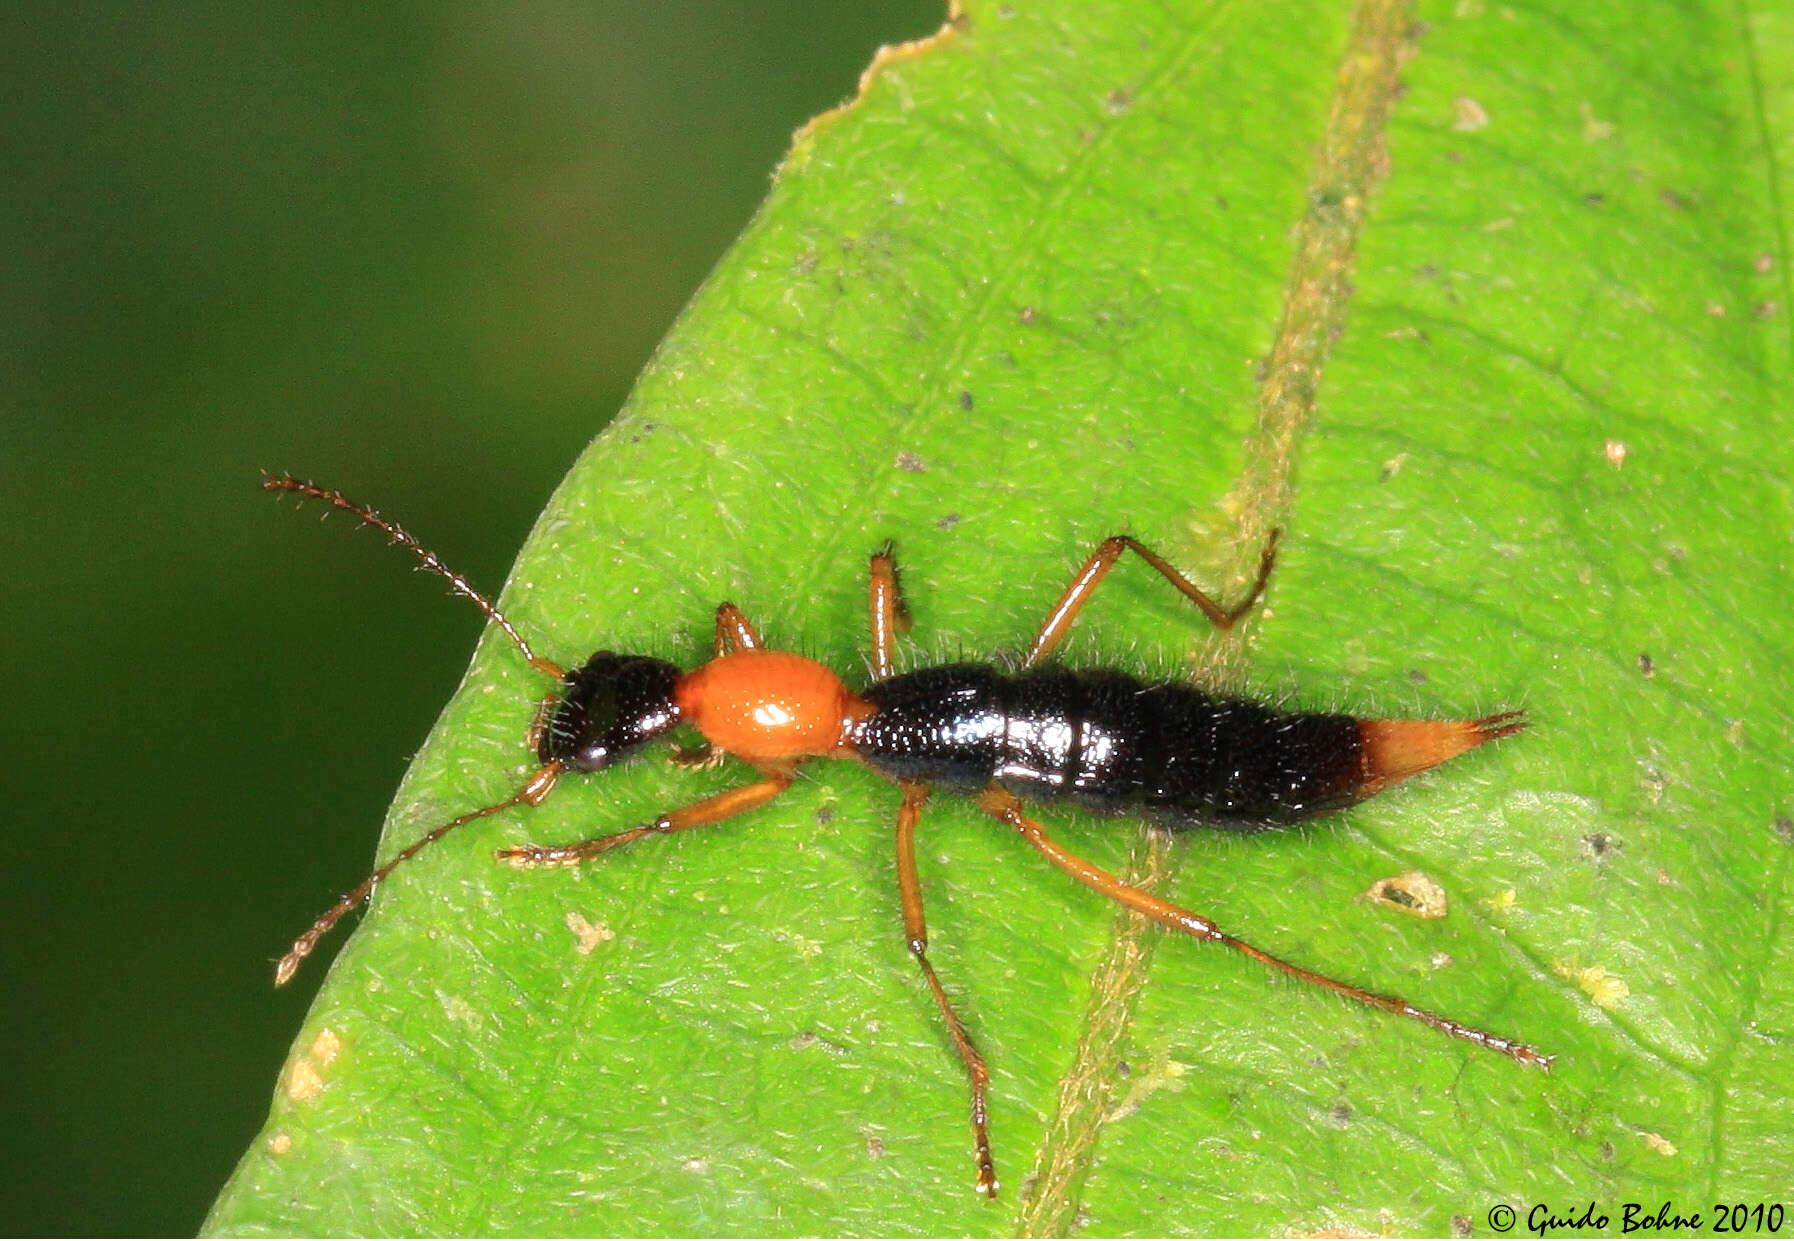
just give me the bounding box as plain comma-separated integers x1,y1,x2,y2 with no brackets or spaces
210,0,1794,1234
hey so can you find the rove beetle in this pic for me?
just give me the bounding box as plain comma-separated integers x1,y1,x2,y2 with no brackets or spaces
267,475,1547,1198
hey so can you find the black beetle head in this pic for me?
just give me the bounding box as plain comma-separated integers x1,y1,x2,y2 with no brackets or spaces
538,652,682,771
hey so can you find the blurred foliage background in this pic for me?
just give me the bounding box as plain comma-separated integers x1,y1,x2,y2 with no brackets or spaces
0,2,942,1233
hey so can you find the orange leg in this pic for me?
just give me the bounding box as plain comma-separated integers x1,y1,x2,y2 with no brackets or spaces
713,602,761,655
1024,530,1280,667
895,782,997,1197
276,763,564,985
867,539,914,681
974,788,1553,1069
495,770,794,867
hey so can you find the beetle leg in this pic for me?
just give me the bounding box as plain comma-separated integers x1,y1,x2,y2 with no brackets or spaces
498,769,793,868
974,787,1552,1069
1023,530,1279,666
896,781,997,1197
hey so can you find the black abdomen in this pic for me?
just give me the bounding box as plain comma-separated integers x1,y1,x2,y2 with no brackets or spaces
856,664,1365,830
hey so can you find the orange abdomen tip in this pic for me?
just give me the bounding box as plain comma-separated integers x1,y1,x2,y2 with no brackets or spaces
1357,710,1526,797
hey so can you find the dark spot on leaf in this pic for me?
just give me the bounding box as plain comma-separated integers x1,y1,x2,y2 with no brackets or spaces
1660,188,1691,211
1116,1059,1131,1077
1582,831,1618,859
865,1133,886,1160
1018,305,1036,324
1775,816,1794,844
1601,1140,1616,1161
1754,253,1775,273
1638,653,1655,678
1452,1215,1473,1238
1215,195,1229,209
1378,883,1419,908
1329,1101,1352,1128
935,512,961,531
895,451,927,473
1444,149,1463,162
1584,192,1605,206
1408,668,1429,684
1105,88,1132,114
1754,301,1780,318
815,803,836,826
959,390,974,411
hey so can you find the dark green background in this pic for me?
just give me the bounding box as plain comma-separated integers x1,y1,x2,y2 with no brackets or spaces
0,3,941,1234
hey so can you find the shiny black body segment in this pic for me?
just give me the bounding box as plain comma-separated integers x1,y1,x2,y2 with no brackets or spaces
857,663,1365,830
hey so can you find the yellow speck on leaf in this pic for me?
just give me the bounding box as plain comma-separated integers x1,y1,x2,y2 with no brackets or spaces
309,1028,341,1067
284,1028,342,1103
1553,960,1630,1009
772,928,825,960
1580,102,1617,141
565,911,614,955
1452,96,1490,131
435,990,482,1029
286,1057,323,1103
1102,1053,1189,1124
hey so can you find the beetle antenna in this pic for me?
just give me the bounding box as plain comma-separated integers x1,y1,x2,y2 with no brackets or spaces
264,474,563,678
275,763,563,984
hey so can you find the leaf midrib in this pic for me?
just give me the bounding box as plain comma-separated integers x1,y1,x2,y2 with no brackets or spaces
1016,0,1414,1232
